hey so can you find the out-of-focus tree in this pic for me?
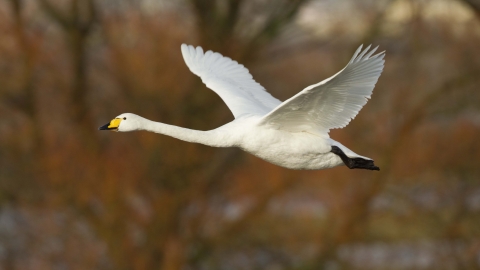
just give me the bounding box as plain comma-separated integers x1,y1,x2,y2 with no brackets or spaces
461,0,480,17
39,0,98,144
0,0,480,269
190,0,310,58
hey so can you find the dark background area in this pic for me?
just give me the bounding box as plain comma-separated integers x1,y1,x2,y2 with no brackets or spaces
1,0,480,269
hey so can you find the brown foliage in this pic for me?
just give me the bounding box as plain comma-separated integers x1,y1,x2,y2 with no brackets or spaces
0,0,479,269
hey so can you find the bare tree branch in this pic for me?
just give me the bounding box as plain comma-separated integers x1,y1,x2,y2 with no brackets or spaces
460,0,480,19
39,0,99,145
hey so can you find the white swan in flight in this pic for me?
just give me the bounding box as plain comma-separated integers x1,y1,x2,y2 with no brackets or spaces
100,44,385,170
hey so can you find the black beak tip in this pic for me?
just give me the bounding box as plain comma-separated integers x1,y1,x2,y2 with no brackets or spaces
98,123,110,130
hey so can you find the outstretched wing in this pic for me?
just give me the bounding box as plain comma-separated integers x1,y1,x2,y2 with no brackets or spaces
181,44,281,118
258,45,385,135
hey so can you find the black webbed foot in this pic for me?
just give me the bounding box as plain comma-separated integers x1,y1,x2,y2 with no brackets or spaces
331,146,379,171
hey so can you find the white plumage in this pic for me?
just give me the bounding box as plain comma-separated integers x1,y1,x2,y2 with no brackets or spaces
180,44,281,117
100,44,385,170
259,45,384,135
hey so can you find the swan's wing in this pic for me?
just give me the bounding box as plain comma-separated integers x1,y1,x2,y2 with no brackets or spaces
181,44,282,118
258,45,385,135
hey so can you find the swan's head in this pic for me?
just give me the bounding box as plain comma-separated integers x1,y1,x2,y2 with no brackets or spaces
98,113,142,132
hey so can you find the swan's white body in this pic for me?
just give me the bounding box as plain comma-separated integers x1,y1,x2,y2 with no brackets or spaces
100,44,385,170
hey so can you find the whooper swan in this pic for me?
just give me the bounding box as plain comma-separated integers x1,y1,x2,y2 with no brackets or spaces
100,44,385,170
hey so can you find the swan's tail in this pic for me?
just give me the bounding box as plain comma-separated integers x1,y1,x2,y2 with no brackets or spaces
331,146,380,171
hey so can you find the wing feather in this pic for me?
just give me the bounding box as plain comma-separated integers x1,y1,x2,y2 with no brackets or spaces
181,44,281,118
258,45,385,135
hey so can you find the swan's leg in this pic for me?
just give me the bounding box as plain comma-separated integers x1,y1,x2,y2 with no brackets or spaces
330,146,380,171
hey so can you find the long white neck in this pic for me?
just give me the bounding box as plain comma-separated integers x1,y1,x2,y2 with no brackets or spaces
138,118,228,147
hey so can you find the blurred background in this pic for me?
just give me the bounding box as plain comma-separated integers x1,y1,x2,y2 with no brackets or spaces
1,0,480,269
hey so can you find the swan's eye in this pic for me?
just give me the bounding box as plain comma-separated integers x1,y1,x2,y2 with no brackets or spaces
123,117,126,120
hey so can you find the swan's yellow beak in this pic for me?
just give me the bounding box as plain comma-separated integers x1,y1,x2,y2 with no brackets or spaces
99,118,122,131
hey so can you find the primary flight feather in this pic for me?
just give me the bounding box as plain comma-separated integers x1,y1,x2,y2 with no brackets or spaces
99,44,385,170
